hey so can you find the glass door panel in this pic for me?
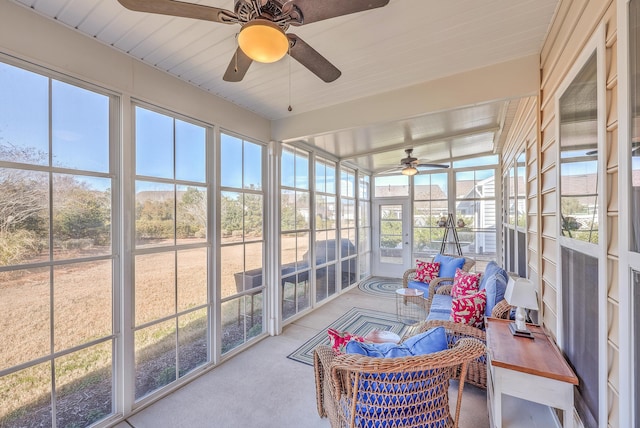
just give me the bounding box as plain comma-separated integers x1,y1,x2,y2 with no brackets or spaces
373,199,411,277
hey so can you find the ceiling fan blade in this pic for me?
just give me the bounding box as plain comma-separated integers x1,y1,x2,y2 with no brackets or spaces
223,48,253,82
416,163,450,169
117,0,238,23
377,166,403,175
289,0,390,25
287,34,341,82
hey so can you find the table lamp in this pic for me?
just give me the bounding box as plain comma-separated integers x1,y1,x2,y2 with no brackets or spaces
504,277,539,338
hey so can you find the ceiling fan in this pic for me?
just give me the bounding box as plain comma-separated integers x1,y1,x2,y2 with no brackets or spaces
379,149,450,176
116,0,390,82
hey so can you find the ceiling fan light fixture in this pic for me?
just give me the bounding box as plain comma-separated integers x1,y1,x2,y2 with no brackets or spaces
402,166,418,176
238,20,289,63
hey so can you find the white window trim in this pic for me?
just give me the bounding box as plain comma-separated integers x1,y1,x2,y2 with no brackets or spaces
554,23,607,427
617,1,634,426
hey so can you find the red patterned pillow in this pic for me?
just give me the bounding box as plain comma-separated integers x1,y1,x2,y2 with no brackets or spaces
327,328,365,355
414,260,440,283
450,289,487,329
450,268,481,298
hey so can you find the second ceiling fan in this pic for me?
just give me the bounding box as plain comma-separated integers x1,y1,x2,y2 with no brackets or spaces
117,0,390,82
379,149,450,176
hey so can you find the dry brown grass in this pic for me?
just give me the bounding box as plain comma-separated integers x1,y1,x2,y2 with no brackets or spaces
0,236,303,422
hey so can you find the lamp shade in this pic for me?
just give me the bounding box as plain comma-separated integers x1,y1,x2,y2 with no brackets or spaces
401,166,418,176
504,277,539,310
238,20,289,63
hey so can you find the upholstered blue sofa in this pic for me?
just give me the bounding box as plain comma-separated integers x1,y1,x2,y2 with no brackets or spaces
403,258,512,322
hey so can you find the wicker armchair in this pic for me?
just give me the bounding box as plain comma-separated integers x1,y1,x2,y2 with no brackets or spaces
408,310,512,390
314,335,486,428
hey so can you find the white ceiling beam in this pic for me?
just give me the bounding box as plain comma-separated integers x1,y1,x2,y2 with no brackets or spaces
340,124,500,161
271,54,539,142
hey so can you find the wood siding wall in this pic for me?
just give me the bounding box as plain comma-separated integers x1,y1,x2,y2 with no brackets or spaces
502,0,620,426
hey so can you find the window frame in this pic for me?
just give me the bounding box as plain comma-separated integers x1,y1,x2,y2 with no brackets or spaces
554,24,607,426
0,55,121,427
217,130,268,356
131,101,213,404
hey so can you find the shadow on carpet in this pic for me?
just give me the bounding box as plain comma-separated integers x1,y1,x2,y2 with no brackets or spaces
287,307,410,366
358,276,402,298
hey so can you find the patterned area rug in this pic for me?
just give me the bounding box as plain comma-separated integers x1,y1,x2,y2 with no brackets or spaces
287,307,410,366
358,276,403,298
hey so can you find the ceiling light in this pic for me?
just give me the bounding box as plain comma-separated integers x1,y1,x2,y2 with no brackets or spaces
402,166,418,176
238,20,289,64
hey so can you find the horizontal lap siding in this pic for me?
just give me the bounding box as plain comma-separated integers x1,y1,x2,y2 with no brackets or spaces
539,0,618,426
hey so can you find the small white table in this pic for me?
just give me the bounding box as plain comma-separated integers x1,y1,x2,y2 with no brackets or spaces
486,318,578,428
395,288,426,324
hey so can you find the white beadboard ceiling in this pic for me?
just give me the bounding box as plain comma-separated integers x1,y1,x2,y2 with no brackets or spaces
10,0,559,172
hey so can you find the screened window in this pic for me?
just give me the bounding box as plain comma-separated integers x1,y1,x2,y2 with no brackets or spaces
0,61,116,427
340,167,357,290
281,145,311,319
630,3,640,427
413,172,449,259
503,151,527,277
374,175,409,197
358,175,371,279
314,158,338,302
559,53,599,244
631,0,640,252
220,133,265,353
134,105,209,399
562,247,599,427
455,168,497,261
558,49,600,426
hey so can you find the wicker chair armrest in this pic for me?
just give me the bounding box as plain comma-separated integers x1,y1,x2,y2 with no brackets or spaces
435,284,453,296
412,319,488,389
414,319,486,342
461,258,476,272
428,276,454,294
491,299,512,319
330,337,485,375
402,268,417,288
313,345,336,418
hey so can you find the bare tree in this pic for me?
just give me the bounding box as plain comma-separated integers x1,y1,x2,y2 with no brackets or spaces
0,144,48,235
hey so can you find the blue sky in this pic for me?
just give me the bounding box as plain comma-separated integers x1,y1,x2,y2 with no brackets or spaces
0,62,109,173
0,61,264,194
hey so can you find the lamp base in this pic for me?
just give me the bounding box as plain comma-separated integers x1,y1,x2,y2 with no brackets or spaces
508,322,535,339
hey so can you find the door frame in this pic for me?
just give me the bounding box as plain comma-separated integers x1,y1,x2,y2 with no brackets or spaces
372,198,412,277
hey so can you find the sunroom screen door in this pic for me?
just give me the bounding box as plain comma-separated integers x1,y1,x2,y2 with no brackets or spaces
372,199,411,277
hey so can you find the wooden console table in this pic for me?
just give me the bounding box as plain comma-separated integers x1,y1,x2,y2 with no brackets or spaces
485,317,578,428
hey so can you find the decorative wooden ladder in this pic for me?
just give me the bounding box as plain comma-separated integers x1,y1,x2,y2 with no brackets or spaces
439,213,463,256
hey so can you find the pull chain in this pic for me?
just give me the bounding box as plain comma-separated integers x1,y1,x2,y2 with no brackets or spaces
234,49,238,73
288,44,292,112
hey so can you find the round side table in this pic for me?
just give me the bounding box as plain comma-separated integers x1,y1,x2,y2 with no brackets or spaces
395,288,427,324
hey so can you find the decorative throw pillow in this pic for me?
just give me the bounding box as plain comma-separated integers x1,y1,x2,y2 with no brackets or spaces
433,253,466,278
345,326,447,357
450,268,482,298
450,289,487,329
327,328,365,355
414,260,440,283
